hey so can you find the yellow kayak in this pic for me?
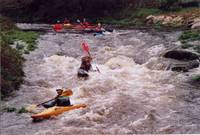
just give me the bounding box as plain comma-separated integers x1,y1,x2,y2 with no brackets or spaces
31,104,86,119
63,23,73,28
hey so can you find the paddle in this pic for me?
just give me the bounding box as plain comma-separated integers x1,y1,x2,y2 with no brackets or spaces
26,89,74,113
36,98,57,107
26,97,57,113
81,41,100,73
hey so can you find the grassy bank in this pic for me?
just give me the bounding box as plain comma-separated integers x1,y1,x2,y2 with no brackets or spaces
0,16,39,98
100,8,161,26
1,17,39,54
179,30,200,53
100,7,199,29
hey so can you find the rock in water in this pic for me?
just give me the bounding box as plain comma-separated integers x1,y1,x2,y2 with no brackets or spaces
163,50,199,61
162,50,199,72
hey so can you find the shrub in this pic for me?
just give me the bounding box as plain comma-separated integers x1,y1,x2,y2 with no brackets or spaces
192,75,200,82
181,43,192,49
1,41,24,97
3,107,17,112
17,107,28,113
193,45,200,53
179,30,200,43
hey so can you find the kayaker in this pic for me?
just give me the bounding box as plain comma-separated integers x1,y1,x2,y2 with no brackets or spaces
97,23,105,32
77,56,93,78
82,18,90,28
43,88,72,108
56,89,72,106
97,23,102,30
53,20,63,32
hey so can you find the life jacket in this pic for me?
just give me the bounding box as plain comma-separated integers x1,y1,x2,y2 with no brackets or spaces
53,23,63,32
80,56,92,71
56,96,71,106
95,26,102,32
56,90,72,106
83,22,90,28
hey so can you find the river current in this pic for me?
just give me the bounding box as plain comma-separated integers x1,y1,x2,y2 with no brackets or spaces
1,24,200,134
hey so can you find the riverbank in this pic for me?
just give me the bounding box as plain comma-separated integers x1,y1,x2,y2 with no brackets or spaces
100,7,200,30
0,16,39,98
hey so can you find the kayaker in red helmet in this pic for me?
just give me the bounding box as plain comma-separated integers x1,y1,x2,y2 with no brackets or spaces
82,18,90,28
53,20,63,32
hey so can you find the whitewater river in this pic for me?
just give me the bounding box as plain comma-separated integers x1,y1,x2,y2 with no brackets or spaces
1,24,200,134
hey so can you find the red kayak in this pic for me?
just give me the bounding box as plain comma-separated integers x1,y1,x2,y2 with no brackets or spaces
73,24,96,30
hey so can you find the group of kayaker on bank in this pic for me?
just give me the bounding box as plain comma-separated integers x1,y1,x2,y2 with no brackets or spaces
53,18,113,35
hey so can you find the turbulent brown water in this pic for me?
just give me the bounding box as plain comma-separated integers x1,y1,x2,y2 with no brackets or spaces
1,24,200,135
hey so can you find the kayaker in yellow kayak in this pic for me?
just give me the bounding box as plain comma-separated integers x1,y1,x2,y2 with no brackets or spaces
31,89,86,120
77,56,93,79
42,88,73,108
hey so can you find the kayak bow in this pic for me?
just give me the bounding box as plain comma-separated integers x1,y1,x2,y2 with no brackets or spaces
31,104,87,119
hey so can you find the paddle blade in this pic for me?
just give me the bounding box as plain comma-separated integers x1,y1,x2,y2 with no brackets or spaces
81,41,90,54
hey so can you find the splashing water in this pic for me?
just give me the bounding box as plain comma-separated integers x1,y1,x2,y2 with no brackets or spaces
1,25,200,135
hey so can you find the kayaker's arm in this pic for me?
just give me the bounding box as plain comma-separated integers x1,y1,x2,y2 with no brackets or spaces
37,95,59,107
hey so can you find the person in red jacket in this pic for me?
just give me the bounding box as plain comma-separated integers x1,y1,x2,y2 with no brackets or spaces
82,18,90,28
53,20,63,32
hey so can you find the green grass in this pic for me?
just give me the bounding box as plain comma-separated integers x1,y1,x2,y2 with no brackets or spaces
100,7,199,29
3,107,17,112
1,30,39,53
179,30,200,54
193,45,200,53
0,16,39,98
132,8,161,18
179,30,200,42
2,106,28,113
100,8,161,26
1,42,24,98
165,7,200,14
181,43,192,49
17,107,28,113
192,75,200,82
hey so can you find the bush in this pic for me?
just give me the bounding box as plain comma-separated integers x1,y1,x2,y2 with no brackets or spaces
0,17,39,98
179,30,200,54
3,107,17,112
2,30,39,52
179,30,200,43
193,45,200,53
132,8,161,18
0,16,16,31
158,0,177,11
1,40,24,98
0,17,31,98
100,8,161,26
192,75,200,82
2,106,28,113
17,107,28,113
181,43,192,49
